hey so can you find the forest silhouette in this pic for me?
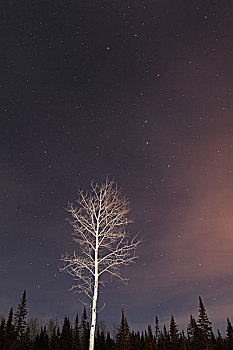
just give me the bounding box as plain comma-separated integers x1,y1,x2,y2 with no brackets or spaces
0,290,233,349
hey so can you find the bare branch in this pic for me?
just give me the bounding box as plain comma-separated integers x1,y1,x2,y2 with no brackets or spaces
60,178,141,350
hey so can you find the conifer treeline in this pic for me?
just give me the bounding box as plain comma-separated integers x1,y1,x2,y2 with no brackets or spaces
1,291,233,349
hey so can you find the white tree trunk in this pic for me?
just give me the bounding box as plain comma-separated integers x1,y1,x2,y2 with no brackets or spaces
89,278,98,350
89,243,99,350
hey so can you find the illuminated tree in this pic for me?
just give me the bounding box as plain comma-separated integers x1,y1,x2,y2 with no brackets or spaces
61,178,141,350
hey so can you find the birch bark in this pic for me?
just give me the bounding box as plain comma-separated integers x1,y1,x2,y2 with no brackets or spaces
60,178,141,350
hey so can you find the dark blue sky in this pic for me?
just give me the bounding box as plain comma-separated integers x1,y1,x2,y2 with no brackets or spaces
1,0,233,334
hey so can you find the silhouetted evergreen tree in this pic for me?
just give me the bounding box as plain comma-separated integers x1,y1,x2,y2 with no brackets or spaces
187,314,203,350
157,331,166,350
72,313,80,350
130,331,141,350
187,315,196,341
115,309,131,350
14,290,28,338
145,324,155,350
226,317,233,345
60,316,73,350
6,307,14,331
216,329,224,350
50,328,60,350
169,315,179,349
145,329,148,345
163,325,170,348
197,296,213,349
210,328,216,348
140,331,145,350
155,316,159,344
95,326,106,350
34,326,49,350
21,325,31,349
106,332,115,350
179,330,188,350
80,308,89,350
5,292,233,350
57,326,62,349
5,307,16,349
0,318,5,349
217,329,222,341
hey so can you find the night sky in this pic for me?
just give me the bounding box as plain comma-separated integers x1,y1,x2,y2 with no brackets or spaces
1,0,233,334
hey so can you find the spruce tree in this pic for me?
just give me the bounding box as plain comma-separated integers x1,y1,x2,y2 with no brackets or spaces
6,307,14,333
14,290,28,338
210,328,216,346
141,331,145,349
5,307,16,349
34,326,49,350
187,315,196,342
0,318,5,349
216,329,224,349
157,330,166,350
145,324,155,350
50,328,60,350
155,316,159,344
57,326,61,345
163,324,170,348
197,296,213,349
179,330,188,350
106,332,114,350
169,315,179,349
22,325,31,349
115,309,131,350
95,326,106,350
60,316,73,350
187,314,203,349
72,313,80,350
130,331,141,350
80,308,89,350
226,317,233,344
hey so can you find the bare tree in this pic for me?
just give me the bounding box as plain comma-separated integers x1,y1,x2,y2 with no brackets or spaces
61,178,141,350
28,318,43,341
